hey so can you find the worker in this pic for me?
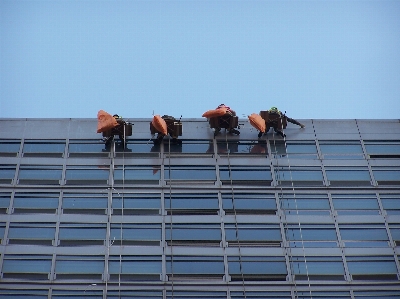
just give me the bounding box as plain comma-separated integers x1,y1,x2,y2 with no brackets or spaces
217,104,236,116
214,104,239,136
259,107,305,138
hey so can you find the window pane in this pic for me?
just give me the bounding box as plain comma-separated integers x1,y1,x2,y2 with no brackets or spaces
220,167,272,184
110,224,161,244
62,193,107,214
165,140,213,154
165,166,216,180
380,194,400,214
112,194,161,215
373,168,400,184
225,224,281,244
217,140,268,155
222,193,276,214
166,256,224,275
332,194,379,215
65,168,109,180
8,223,56,244
166,224,221,243
114,167,160,183
165,193,219,215
109,256,161,274
228,256,287,276
55,256,104,275
68,140,106,153
18,166,62,183
2,255,52,275
326,169,370,181
13,193,59,213
23,140,65,154
292,257,344,277
347,256,397,276
0,140,20,154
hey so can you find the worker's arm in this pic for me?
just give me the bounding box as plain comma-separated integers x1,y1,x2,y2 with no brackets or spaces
287,117,305,128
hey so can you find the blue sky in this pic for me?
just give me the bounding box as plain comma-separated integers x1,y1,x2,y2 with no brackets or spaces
1,0,399,119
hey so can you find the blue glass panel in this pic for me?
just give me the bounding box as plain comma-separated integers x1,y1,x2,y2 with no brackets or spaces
165,167,216,180
112,197,160,209
109,259,161,274
110,225,161,241
365,143,400,154
326,170,370,181
286,228,337,241
281,197,330,210
62,196,107,209
320,143,363,154
332,198,379,210
292,261,344,275
381,198,400,210
220,168,272,181
223,196,276,210
59,226,106,240
373,170,400,181
23,142,65,153
165,194,218,210
65,169,109,180
0,169,15,179
0,142,20,153
19,168,62,180
225,226,281,241
166,256,224,274
8,226,55,239
56,260,104,274
0,195,10,208
275,170,323,181
347,260,397,275
166,226,221,241
3,258,51,273
69,142,105,153
340,228,388,241
228,257,286,275
13,196,59,209
114,169,160,180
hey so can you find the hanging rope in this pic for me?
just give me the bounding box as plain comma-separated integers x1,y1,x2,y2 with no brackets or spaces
118,125,126,299
167,136,174,299
271,115,312,299
224,133,247,299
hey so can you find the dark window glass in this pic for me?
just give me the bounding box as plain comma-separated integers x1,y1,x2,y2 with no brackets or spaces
347,256,398,280
285,224,337,242
280,194,330,215
373,168,400,185
62,193,108,214
112,194,161,215
0,193,10,213
0,289,48,299
319,141,364,159
108,290,162,299
13,193,59,213
166,256,224,277
55,256,104,279
114,166,160,184
65,167,109,184
228,256,287,280
365,141,400,158
331,194,379,215
108,256,161,281
0,140,21,155
225,224,281,246
217,140,268,155
274,167,323,186
165,224,221,245
220,166,272,185
164,140,214,154
52,290,102,299
270,141,317,159
353,290,400,299
222,193,276,214
339,225,389,247
231,290,292,299
380,194,400,215
68,140,109,157
23,140,65,157
2,255,52,279
18,165,62,184
8,223,56,245
292,256,345,280
58,223,106,246
116,139,160,157
0,223,5,241
325,168,371,186
0,165,15,183
110,224,161,245
388,225,400,246
165,193,219,215
167,290,227,299
165,166,216,181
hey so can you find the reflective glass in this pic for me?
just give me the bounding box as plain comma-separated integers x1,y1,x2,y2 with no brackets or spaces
0,141,20,153
18,166,62,180
23,141,65,153
62,194,108,210
109,256,161,274
280,194,330,210
319,142,363,154
285,225,337,241
165,166,216,180
166,256,224,274
217,140,268,155
13,193,59,212
68,140,106,153
222,193,276,213
332,194,379,215
59,224,106,241
220,167,272,181
114,167,160,182
326,169,370,181
2,255,52,273
165,140,213,154
55,256,104,274
380,194,400,214
0,166,15,180
228,256,287,275
112,195,161,215
225,224,281,242
65,168,109,180
347,256,397,275
365,142,400,155
110,224,161,242
292,257,344,276
8,223,56,241
166,224,221,241
373,169,400,182
275,167,323,181
165,193,219,214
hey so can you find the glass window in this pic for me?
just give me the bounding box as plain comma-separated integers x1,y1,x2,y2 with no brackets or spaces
108,290,162,299
8,223,56,245
164,139,214,154
114,166,160,184
353,290,400,299
270,140,318,159
65,166,109,185
380,194,400,215
274,166,323,186
331,194,379,215
217,140,268,155
325,167,371,186
0,222,5,242
55,255,104,279
165,224,221,246
116,139,160,157
347,256,398,280
228,256,287,280
296,291,351,299
0,193,11,214
110,224,161,245
225,224,282,246
291,256,345,280
285,224,338,248
339,224,389,247
166,256,224,278
62,193,108,214
222,193,276,215
165,193,219,215
165,166,216,181
167,290,227,299
0,165,16,184
2,255,52,280
388,224,400,246
13,192,59,214
112,194,161,215
319,141,364,159
0,289,48,299
364,141,400,159
68,139,109,157
52,289,102,299
280,194,331,215
231,290,292,299
22,140,65,157
372,167,400,185
18,165,62,185
108,256,161,281
58,223,106,246
220,166,272,185
0,140,21,156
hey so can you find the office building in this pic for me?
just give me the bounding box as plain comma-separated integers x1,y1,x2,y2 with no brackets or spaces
0,117,400,298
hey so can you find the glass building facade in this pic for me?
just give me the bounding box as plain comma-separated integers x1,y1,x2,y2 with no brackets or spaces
0,118,400,298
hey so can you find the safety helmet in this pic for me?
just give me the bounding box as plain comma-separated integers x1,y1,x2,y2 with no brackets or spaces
270,107,278,112
113,114,120,119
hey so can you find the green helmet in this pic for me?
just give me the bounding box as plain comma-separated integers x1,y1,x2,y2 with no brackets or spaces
270,107,278,112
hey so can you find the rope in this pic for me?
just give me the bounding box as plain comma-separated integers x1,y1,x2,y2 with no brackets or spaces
272,115,312,298
167,136,174,298
118,124,126,298
224,133,246,299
